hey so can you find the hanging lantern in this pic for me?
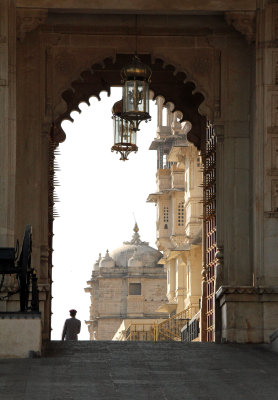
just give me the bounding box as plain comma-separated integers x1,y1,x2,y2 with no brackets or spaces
111,100,138,161
121,55,152,125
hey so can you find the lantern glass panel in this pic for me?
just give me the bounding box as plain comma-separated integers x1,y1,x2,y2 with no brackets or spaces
114,115,121,144
122,80,149,118
129,122,137,145
113,116,137,145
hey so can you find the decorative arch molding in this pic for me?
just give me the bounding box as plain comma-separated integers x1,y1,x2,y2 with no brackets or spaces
53,54,207,150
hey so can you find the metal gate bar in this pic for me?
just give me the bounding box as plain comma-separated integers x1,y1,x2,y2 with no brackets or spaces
204,122,217,342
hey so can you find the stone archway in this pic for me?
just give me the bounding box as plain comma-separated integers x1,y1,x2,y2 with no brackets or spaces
53,54,207,148
47,53,208,340
10,9,257,344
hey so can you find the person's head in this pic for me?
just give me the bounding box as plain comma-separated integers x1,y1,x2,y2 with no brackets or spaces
69,309,77,317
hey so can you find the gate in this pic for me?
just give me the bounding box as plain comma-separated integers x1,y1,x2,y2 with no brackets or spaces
204,122,217,342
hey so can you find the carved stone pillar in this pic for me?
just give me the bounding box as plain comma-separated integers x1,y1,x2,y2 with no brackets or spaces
167,259,176,303
200,263,207,342
176,260,186,313
166,103,174,127
156,97,163,127
258,3,278,288
216,3,278,343
0,0,16,247
15,7,49,338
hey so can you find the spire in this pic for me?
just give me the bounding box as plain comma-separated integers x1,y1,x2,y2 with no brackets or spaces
104,249,112,260
124,223,149,246
134,222,139,233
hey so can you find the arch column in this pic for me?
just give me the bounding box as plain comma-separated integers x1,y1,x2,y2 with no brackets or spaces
167,259,176,303
175,258,186,314
215,3,278,343
156,97,163,128
0,0,16,247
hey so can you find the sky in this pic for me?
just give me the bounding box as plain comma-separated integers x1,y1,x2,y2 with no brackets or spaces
51,87,158,340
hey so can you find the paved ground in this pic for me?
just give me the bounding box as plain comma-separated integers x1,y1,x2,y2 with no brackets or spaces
0,341,278,400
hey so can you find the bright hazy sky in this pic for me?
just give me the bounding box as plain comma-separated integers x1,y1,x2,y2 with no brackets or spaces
51,87,158,340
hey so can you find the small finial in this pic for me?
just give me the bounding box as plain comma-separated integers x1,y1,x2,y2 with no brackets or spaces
123,221,148,246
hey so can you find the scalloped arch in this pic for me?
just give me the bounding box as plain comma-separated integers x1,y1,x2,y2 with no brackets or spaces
54,53,207,149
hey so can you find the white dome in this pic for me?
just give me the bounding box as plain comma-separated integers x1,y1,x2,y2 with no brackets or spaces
128,248,144,268
110,224,162,268
92,253,101,272
99,250,115,269
92,262,99,272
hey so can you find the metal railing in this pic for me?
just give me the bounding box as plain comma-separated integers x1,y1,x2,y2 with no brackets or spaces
125,306,200,342
153,305,199,342
181,312,200,342
126,322,155,341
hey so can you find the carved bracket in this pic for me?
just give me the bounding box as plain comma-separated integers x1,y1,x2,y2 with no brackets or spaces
16,9,48,42
225,11,256,44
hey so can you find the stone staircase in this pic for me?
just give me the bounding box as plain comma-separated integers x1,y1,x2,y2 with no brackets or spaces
1,341,278,399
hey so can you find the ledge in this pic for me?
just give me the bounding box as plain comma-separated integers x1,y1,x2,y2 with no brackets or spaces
16,0,257,12
0,312,41,319
216,286,278,299
264,212,278,218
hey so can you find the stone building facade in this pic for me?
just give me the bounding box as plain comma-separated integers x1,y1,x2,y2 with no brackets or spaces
147,101,203,334
85,225,167,340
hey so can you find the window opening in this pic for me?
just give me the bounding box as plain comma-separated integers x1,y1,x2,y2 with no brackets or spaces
163,206,169,223
163,154,168,168
129,283,141,295
178,202,185,226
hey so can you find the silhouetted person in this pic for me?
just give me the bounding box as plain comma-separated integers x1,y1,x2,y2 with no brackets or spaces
62,309,81,341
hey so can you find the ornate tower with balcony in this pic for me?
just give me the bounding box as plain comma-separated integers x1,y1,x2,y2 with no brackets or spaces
147,98,203,330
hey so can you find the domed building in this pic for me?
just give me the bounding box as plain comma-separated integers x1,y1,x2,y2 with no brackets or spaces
84,224,168,340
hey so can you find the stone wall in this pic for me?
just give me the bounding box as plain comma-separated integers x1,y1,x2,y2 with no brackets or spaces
87,271,167,339
0,313,41,358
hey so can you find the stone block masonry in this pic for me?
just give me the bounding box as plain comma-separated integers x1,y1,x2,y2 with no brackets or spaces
0,312,41,358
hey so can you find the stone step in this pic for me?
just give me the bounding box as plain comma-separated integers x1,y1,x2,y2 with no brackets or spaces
1,341,278,400
44,340,219,357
